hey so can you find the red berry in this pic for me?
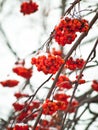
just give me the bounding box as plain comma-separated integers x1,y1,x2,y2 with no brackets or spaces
20,1,38,15
31,54,64,74
92,80,98,92
0,79,19,87
13,66,32,79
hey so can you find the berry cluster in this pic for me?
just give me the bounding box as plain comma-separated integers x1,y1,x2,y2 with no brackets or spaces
12,100,40,122
13,124,29,130
68,100,79,113
39,119,49,126
17,111,38,123
92,80,98,92
65,57,85,70
51,48,62,56
54,17,89,46
42,100,58,115
13,66,32,79
54,75,72,89
31,54,64,74
0,79,19,87
34,126,49,130
32,119,56,130
20,0,38,15
53,93,70,102
34,118,61,130
53,93,69,111
13,101,40,112
42,98,79,115
14,92,29,99
75,75,86,84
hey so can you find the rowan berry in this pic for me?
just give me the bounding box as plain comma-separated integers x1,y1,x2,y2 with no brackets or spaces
31,54,64,74
42,100,58,115
13,103,25,111
13,124,29,130
92,80,98,92
54,17,89,46
0,79,19,87
20,0,38,15
56,101,68,111
13,66,32,79
65,57,85,70
55,75,72,89
76,58,85,69
39,119,49,128
14,92,29,99
75,74,86,84
51,48,62,56
53,93,70,102
68,100,79,113
34,126,49,130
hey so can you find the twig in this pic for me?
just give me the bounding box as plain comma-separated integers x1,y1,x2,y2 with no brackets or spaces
25,74,53,103
27,30,54,57
64,0,82,16
71,105,89,130
0,25,20,60
32,5,98,130
85,115,97,130
60,39,98,129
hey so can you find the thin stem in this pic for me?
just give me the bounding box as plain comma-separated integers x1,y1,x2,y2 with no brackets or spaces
64,0,82,16
25,74,53,103
32,6,98,130
0,25,20,60
71,105,89,130
61,39,98,129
